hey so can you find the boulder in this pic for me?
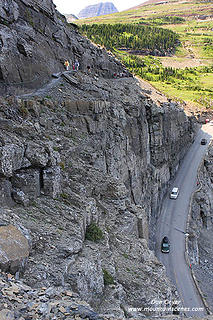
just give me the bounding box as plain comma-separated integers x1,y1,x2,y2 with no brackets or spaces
0,225,29,274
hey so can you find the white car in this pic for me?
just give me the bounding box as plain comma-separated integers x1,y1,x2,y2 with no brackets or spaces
170,187,179,199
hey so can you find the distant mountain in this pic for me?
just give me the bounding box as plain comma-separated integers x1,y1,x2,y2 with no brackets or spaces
78,2,118,19
77,0,213,23
65,14,78,22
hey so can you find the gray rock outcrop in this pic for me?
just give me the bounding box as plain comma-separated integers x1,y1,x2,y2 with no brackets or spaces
0,0,127,95
64,14,78,22
0,124,62,207
78,2,118,19
0,70,196,317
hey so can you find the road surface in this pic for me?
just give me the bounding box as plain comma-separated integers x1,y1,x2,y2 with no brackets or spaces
156,123,213,317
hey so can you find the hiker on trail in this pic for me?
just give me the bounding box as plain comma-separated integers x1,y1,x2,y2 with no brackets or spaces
74,60,79,71
64,60,69,71
87,65,91,73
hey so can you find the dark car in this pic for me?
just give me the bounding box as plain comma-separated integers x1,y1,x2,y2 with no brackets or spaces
201,138,207,145
161,236,170,253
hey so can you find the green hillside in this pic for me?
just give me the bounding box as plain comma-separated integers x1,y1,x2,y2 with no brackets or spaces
75,0,213,109
81,23,180,55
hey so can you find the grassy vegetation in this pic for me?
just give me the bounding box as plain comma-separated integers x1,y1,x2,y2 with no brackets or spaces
75,0,213,109
85,223,104,242
117,51,213,106
103,269,114,285
165,20,213,60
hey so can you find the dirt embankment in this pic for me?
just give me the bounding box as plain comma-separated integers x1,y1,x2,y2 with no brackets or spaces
160,57,208,68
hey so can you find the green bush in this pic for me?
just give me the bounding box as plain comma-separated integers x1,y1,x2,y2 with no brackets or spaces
85,223,103,242
60,193,68,199
59,161,65,170
103,269,114,285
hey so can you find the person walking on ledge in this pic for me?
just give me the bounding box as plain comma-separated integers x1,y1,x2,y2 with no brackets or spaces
64,60,69,71
74,60,79,71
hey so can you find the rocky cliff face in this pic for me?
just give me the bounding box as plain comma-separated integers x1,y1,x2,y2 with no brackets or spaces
0,0,124,94
0,0,199,319
188,141,213,313
78,2,118,19
0,74,196,318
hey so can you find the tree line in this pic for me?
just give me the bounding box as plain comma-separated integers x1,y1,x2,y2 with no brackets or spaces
80,23,180,55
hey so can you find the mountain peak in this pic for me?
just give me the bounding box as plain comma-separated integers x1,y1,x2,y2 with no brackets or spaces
78,2,118,19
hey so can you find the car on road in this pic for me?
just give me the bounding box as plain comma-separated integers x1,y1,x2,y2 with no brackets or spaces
201,138,207,145
170,187,179,199
161,236,170,253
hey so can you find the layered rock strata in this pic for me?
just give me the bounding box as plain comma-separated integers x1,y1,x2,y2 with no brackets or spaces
0,71,196,317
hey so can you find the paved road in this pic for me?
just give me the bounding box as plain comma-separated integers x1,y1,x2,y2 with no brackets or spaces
156,123,213,317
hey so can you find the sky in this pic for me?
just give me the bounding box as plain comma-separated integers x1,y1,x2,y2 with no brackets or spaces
52,0,145,16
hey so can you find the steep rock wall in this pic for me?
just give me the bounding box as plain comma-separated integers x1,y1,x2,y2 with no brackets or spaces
60,87,195,246
0,0,127,93
0,72,196,317
0,0,199,318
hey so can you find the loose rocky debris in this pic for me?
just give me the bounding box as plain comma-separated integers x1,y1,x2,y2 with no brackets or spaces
0,272,108,320
0,270,212,319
